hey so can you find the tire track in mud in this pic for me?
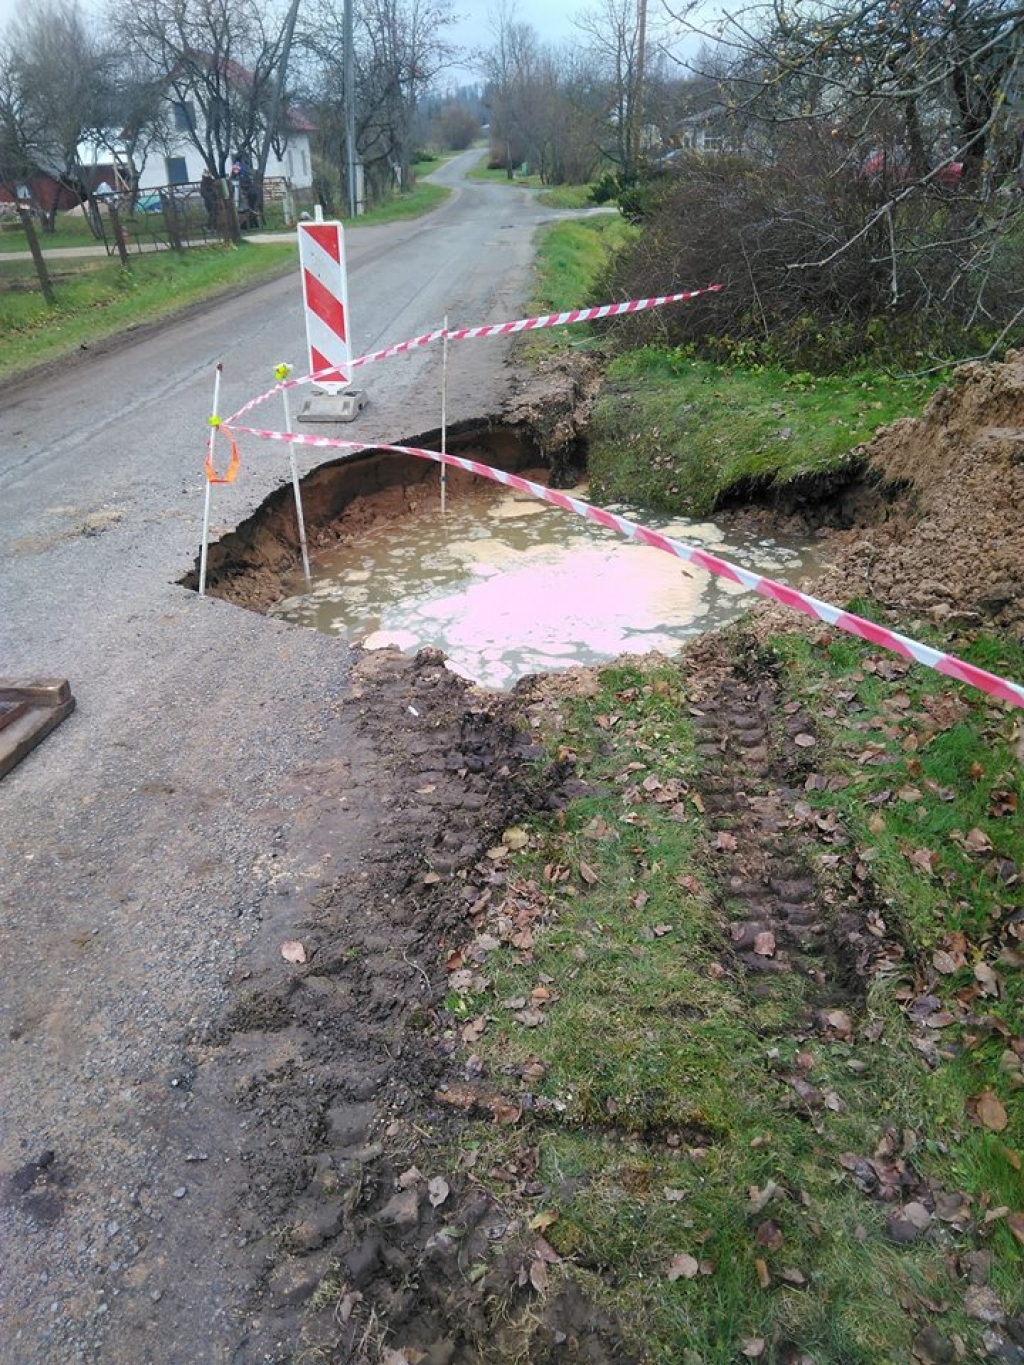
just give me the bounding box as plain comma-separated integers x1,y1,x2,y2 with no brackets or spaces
186,646,585,1365
687,633,877,1021
244,641,873,1365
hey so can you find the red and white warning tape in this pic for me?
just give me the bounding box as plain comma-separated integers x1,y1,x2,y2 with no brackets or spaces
216,422,1024,711
222,286,722,426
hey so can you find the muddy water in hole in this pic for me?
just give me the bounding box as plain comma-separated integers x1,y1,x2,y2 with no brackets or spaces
269,482,825,689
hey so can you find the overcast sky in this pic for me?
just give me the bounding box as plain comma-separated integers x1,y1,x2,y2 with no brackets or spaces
0,0,711,72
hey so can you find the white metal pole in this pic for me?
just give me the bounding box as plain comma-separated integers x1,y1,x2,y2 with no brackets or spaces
281,376,312,584
199,362,223,598
440,313,449,515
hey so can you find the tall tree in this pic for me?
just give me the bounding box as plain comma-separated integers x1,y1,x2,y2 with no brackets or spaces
575,0,650,178
296,0,456,209
2,0,109,228
110,0,291,177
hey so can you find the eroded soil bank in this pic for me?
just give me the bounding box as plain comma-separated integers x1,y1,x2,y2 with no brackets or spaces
815,349,1024,639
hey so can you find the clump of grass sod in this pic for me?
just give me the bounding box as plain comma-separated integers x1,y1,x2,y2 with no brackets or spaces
586,349,942,518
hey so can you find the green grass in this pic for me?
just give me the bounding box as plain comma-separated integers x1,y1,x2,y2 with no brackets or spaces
0,211,102,252
466,156,596,209
411,148,464,174
587,350,943,516
467,160,540,186
0,177,448,379
0,241,295,380
521,216,638,359
431,645,1023,1364
350,181,449,225
536,184,597,209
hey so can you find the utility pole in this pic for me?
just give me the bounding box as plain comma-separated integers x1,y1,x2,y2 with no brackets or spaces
632,0,648,179
344,0,357,217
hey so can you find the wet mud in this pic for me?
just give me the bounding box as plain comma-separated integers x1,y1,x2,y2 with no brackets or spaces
178,645,631,1364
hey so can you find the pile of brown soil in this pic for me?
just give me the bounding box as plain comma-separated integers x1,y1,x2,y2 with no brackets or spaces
817,351,1024,635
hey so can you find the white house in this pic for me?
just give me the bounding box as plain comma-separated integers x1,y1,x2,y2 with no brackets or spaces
77,65,316,199
133,98,315,191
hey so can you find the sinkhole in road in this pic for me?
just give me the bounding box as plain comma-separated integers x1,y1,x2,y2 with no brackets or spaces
192,421,829,690
218,425,835,693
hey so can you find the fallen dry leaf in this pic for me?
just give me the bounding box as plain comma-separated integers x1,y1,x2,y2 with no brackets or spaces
1007,1212,1024,1246
963,827,994,854
280,940,306,964
971,1090,1009,1132
528,1258,549,1293
747,1180,779,1214
755,1257,770,1289
666,1252,700,1281
533,1236,562,1264
741,1339,766,1359
931,950,959,976
794,733,816,747
428,1176,449,1208
490,1097,523,1125
908,847,939,875
823,1009,853,1039
514,1007,546,1028
578,860,599,886
503,827,529,850
964,1284,1005,1323
974,961,1001,998
754,1220,784,1251
753,931,777,958
715,831,738,853
529,1210,559,1232
461,1016,487,1045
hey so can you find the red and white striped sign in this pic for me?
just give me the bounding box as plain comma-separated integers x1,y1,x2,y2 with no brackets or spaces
297,220,351,393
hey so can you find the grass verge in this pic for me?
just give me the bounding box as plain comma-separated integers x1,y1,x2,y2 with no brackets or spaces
467,158,595,209
522,216,639,361
0,181,448,381
586,349,944,517
0,242,296,381
351,180,449,224
429,626,1023,1364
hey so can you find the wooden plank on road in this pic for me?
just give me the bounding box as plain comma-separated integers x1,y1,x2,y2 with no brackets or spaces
0,678,72,707
0,680,75,779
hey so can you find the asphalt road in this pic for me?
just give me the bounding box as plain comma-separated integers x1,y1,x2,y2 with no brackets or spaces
0,149,562,1364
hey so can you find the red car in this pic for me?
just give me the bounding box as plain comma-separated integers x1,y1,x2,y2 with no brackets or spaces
861,148,963,185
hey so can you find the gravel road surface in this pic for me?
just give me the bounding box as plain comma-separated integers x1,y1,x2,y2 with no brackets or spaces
0,150,559,1364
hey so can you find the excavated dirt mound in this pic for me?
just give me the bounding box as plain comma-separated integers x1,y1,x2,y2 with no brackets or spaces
817,350,1024,634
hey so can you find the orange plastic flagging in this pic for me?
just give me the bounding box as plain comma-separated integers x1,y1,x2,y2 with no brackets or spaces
205,431,240,484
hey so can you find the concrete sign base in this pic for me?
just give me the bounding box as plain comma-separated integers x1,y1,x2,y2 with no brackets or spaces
298,389,367,424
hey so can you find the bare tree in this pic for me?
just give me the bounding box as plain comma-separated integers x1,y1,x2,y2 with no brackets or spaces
359,0,455,187
2,0,109,230
483,2,541,176
296,0,456,209
109,0,291,178
575,0,658,178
